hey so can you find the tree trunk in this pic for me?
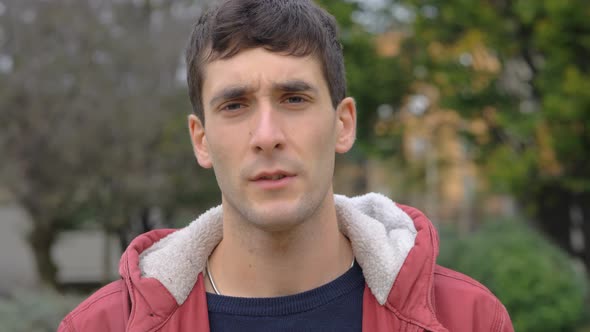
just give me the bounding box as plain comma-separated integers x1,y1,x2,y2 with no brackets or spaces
28,224,59,289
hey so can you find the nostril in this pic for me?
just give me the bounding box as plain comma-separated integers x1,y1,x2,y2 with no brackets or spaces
254,142,283,153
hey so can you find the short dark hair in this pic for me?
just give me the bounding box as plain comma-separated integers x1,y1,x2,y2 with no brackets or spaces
185,0,346,122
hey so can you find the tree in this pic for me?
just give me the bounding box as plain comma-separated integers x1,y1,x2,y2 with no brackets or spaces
384,0,590,270
0,0,217,288
318,0,412,156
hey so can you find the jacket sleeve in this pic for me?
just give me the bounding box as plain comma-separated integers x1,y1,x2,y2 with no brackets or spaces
57,318,75,332
494,300,514,332
55,281,127,332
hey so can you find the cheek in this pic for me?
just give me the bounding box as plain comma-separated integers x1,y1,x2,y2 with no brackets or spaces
209,145,233,172
302,121,337,165
308,115,337,148
208,143,238,195
205,131,235,171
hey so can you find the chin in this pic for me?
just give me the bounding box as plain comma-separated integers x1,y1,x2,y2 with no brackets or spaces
242,200,319,233
223,187,331,233
248,209,305,232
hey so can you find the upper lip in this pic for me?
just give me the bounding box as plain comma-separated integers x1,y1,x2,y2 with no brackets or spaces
251,170,295,181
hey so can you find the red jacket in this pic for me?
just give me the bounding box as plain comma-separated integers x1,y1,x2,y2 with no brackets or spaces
59,194,513,331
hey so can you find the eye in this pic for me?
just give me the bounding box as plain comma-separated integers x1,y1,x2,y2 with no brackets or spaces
220,102,246,112
284,95,307,104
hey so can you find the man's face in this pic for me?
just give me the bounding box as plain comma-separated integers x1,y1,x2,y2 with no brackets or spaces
189,48,356,232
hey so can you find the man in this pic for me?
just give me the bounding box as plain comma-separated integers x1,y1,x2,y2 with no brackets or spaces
59,0,514,331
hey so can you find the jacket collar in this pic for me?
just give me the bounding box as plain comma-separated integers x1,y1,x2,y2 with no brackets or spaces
119,193,444,329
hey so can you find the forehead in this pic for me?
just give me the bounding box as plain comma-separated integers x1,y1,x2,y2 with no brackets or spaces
201,48,329,100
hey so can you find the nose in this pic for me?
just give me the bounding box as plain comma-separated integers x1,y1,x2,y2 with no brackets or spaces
249,102,286,154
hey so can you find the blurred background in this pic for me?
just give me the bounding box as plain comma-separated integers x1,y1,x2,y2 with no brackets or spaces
0,0,588,330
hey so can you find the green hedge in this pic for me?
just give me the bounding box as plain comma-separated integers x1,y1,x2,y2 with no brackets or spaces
0,288,85,332
438,220,588,332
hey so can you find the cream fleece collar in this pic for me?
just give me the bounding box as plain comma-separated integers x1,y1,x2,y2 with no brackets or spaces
139,193,417,305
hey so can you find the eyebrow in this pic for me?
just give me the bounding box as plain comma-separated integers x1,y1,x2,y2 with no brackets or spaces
209,85,251,108
272,80,318,94
208,80,319,108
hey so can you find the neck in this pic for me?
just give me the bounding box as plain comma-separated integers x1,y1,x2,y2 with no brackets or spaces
206,194,353,297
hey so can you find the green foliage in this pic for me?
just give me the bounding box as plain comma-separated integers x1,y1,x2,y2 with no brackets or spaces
390,0,590,270
317,0,411,155
439,221,588,332
407,0,590,191
484,145,535,193
0,289,86,332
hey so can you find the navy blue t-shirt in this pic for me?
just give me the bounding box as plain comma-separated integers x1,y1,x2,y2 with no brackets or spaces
206,262,364,332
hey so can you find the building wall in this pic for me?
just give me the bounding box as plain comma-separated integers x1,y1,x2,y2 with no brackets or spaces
0,203,38,294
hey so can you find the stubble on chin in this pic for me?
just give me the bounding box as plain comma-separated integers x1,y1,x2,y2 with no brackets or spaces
224,186,329,235
221,153,335,234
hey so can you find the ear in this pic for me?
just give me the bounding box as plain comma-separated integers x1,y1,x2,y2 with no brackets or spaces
188,114,213,169
334,97,357,154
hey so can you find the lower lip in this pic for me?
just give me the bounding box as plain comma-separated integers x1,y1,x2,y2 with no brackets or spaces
252,176,295,190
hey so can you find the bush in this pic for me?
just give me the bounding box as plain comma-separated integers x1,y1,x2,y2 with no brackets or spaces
0,288,85,332
438,220,588,332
